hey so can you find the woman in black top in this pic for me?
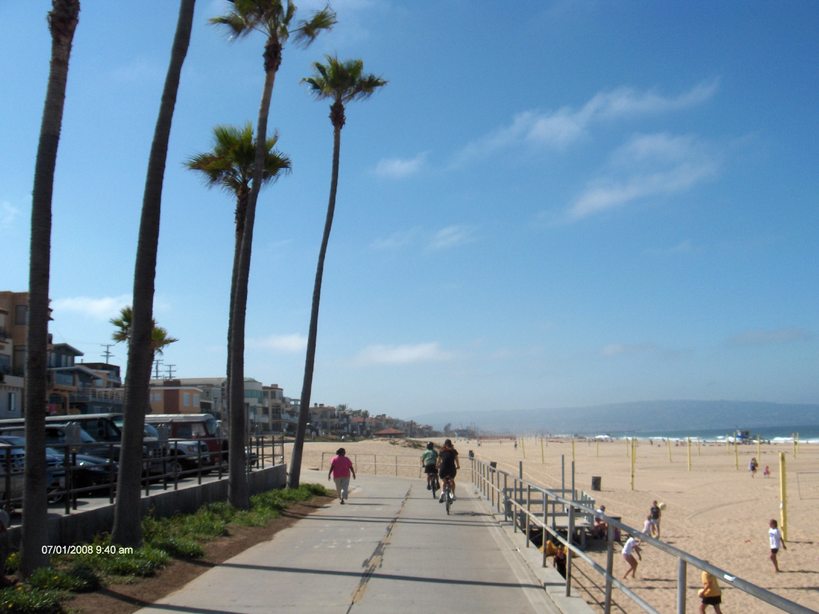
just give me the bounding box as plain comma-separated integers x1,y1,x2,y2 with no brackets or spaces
436,439,460,499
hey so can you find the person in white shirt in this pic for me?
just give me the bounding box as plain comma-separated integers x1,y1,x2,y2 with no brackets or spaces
768,518,786,572
622,535,642,579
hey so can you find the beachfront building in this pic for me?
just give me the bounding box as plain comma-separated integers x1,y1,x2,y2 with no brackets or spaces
0,292,25,417
149,380,203,414
1,291,126,417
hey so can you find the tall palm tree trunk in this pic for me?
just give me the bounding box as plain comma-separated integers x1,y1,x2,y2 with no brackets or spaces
112,0,194,548
289,118,342,488
21,0,80,577
229,58,278,509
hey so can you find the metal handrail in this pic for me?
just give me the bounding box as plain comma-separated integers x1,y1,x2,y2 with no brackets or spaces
471,457,812,614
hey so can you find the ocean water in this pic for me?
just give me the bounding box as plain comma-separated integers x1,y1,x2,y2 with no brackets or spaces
600,425,819,444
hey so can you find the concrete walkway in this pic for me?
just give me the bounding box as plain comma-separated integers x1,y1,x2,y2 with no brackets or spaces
136,469,563,614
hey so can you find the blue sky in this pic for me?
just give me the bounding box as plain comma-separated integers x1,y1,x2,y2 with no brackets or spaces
3,1,818,419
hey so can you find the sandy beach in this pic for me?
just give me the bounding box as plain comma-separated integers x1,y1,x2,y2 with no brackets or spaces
286,436,818,613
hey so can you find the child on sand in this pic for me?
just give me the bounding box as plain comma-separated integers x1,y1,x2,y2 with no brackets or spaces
768,518,786,572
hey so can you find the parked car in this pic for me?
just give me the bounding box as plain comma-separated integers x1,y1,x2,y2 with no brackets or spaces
0,441,64,507
111,417,210,474
0,435,115,492
144,414,227,465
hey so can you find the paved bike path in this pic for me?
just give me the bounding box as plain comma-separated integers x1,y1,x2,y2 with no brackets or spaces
136,469,560,613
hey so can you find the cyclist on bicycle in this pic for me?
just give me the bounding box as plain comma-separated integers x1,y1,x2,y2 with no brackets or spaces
437,439,460,502
421,442,438,491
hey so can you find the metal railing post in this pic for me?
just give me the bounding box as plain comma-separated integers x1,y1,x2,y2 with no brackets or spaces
604,521,614,613
503,473,509,520
677,559,687,614
566,504,574,596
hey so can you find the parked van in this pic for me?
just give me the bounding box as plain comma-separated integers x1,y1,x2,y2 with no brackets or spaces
144,413,227,464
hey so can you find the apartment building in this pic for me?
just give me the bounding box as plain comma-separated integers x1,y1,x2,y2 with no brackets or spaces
0,292,26,417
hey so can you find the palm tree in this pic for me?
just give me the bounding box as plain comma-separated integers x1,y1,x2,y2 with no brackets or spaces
211,0,334,508
110,306,178,356
21,0,80,578
112,0,195,548
186,124,290,433
289,56,386,488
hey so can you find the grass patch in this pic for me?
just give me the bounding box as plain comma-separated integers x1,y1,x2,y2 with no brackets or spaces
0,585,62,613
5,483,327,608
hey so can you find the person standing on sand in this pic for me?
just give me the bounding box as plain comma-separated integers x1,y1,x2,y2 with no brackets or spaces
622,535,642,578
649,500,662,538
768,518,786,572
698,570,723,613
328,448,356,504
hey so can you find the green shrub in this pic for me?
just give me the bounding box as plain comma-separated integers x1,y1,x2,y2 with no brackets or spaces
81,542,169,578
28,563,99,593
0,585,62,613
147,537,203,560
4,551,19,574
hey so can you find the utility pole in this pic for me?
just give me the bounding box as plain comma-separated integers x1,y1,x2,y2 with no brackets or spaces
153,359,163,379
101,344,115,364
164,364,176,379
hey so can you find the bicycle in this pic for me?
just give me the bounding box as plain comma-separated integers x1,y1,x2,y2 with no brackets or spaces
429,474,440,498
441,477,454,514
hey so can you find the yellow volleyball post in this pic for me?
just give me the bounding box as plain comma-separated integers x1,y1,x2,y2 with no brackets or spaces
667,438,672,463
779,452,788,540
630,437,636,491
756,436,761,461
626,437,630,457
521,436,526,459
687,437,691,471
540,437,544,464
794,433,799,458
571,438,576,463
734,440,739,470
596,440,599,458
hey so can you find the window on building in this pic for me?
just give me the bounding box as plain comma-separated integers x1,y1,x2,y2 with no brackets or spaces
14,305,27,325
7,392,16,413
183,392,191,407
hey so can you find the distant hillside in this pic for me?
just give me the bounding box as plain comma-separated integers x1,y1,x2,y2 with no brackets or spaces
411,400,819,434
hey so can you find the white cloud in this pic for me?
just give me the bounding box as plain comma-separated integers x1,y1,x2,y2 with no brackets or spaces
373,153,426,179
370,228,420,250
51,295,131,320
355,342,452,365
371,225,476,251
727,328,813,347
601,343,658,357
645,240,698,256
566,132,719,221
452,80,718,165
428,225,476,250
0,201,20,230
248,334,307,352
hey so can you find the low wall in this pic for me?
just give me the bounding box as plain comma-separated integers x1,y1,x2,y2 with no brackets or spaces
8,464,287,548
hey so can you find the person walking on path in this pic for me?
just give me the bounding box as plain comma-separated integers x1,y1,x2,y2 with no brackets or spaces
698,570,723,613
328,448,356,504
768,518,786,572
622,535,642,579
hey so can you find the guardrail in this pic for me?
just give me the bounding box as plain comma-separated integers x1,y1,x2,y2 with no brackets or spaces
470,457,812,614
319,451,424,478
1,434,286,514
